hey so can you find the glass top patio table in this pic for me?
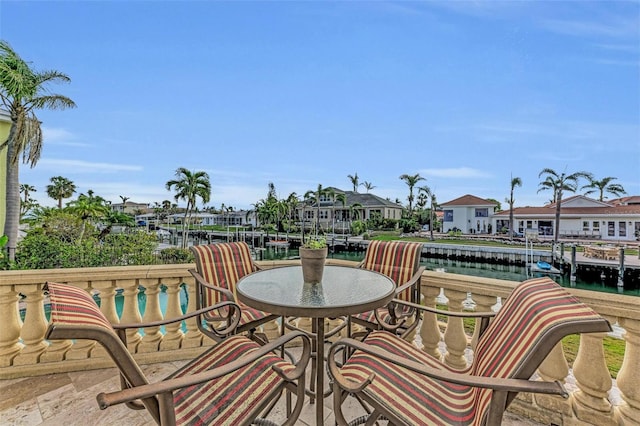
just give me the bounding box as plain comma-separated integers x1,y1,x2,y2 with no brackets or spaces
236,265,396,319
236,265,395,426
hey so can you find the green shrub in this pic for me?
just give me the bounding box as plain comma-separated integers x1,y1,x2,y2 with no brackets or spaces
160,247,194,264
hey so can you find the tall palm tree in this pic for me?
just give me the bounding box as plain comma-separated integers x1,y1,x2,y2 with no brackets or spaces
0,40,76,260
20,183,35,204
304,184,329,236
418,185,437,240
362,181,376,193
46,176,76,209
284,192,299,236
399,173,425,216
537,168,591,243
329,190,347,234
347,172,360,192
429,192,438,240
19,183,36,216
581,176,626,201
165,168,211,248
505,175,522,240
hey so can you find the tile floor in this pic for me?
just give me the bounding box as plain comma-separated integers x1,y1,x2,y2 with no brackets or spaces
0,358,542,426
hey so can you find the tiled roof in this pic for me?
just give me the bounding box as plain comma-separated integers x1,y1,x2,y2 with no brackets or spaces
493,204,640,217
440,194,498,207
346,191,401,208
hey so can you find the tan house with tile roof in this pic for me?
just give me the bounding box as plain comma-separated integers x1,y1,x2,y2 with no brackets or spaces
492,195,640,242
440,194,498,234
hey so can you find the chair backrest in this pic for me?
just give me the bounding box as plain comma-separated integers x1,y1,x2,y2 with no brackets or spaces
470,277,611,424
360,240,423,301
44,282,159,421
190,242,257,303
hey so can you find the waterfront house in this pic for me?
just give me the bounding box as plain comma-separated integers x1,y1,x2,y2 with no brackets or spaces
440,194,498,235
493,195,640,242
299,188,403,232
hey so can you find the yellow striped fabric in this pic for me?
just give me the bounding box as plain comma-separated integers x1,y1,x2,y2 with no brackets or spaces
46,282,113,331
361,240,423,301
339,277,608,425
172,335,294,425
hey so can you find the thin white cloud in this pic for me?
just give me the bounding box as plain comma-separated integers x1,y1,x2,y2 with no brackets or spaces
592,58,639,67
38,159,143,173
594,43,640,53
541,16,638,39
42,126,90,147
420,167,491,179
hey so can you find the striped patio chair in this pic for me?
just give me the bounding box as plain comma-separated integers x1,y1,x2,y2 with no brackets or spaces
189,242,278,343
328,277,611,426
44,281,310,426
351,240,425,339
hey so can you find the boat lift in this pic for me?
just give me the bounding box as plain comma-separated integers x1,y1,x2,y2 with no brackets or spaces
525,228,562,278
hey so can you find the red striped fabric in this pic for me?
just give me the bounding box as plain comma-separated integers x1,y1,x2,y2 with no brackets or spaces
191,242,255,304
341,331,475,425
46,282,112,331
340,277,607,425
361,240,422,302
172,335,294,425
191,242,273,326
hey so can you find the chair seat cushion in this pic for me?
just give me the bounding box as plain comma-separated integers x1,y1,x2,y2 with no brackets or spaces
238,301,274,327
171,335,293,425
340,331,478,426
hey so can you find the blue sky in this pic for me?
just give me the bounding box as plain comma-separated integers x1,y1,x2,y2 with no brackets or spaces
2,1,638,210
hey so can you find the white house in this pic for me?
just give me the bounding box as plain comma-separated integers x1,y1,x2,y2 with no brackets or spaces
440,195,498,234
492,195,640,242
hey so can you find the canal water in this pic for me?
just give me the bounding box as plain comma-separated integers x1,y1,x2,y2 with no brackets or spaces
260,247,640,297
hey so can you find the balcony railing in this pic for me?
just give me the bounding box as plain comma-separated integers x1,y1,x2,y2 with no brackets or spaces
0,260,637,425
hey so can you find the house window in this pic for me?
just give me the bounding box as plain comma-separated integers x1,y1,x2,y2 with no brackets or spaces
582,221,589,231
619,222,626,237
475,208,488,217
593,221,599,231
608,221,615,237
319,210,328,219
444,210,453,222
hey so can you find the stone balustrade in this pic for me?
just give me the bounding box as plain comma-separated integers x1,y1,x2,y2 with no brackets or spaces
0,261,637,425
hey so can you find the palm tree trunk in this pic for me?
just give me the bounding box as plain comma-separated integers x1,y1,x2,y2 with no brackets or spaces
554,195,562,243
3,125,20,262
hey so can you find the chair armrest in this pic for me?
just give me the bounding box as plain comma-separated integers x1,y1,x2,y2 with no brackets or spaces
390,298,496,319
327,337,567,397
189,268,236,301
394,266,425,295
97,331,312,409
113,301,241,335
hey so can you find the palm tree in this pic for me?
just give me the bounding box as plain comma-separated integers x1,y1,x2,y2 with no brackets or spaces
418,185,437,240
428,192,438,240
0,41,76,260
19,183,36,216
284,192,299,236
329,190,347,234
505,175,522,240
581,176,626,201
399,173,425,216
67,192,110,243
304,184,329,236
537,168,591,243
46,176,76,209
362,181,376,193
20,183,35,204
165,168,211,248
347,172,360,192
